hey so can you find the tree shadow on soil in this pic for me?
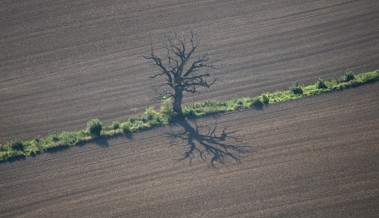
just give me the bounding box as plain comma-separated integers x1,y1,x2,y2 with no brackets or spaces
93,137,110,148
167,118,248,167
89,132,134,148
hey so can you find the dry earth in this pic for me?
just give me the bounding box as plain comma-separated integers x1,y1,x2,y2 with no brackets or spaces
1,0,379,143
1,82,379,217
1,0,379,217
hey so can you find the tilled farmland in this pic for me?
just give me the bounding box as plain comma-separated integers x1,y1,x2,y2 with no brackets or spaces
1,0,379,143
1,83,378,217
1,0,379,217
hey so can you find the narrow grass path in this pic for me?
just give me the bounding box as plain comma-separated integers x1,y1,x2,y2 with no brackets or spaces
1,70,378,162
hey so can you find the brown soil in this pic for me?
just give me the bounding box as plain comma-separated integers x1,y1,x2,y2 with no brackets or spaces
1,0,379,143
1,82,378,217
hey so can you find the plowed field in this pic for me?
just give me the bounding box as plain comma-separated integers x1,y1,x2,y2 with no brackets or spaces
1,82,379,217
1,0,379,143
1,0,379,217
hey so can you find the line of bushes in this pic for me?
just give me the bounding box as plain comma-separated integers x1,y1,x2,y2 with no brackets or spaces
1,70,378,162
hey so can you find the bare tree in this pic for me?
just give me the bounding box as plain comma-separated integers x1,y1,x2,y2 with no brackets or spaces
143,32,217,117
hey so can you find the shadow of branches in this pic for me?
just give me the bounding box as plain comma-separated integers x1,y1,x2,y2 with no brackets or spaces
167,118,248,167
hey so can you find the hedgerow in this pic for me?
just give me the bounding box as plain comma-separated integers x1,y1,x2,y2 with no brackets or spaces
1,70,378,162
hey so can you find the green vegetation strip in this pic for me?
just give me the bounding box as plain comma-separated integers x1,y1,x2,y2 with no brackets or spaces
1,70,378,162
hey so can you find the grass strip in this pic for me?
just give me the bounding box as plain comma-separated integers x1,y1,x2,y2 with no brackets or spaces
1,69,378,162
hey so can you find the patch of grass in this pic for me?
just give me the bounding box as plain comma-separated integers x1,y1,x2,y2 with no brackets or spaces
265,90,301,103
1,70,378,162
184,100,229,118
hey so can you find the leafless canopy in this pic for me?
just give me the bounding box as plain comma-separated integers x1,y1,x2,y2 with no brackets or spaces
143,32,217,100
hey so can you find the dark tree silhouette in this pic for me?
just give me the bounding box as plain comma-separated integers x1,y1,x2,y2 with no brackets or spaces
143,32,217,117
167,119,248,167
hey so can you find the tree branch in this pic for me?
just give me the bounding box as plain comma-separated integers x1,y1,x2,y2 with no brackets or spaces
144,46,174,85
144,31,218,106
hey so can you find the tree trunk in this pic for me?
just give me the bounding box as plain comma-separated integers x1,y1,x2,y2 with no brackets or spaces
173,90,183,117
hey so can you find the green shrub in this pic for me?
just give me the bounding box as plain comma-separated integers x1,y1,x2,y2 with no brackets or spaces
251,98,264,109
29,150,38,156
51,134,60,142
1,150,25,161
25,143,45,156
143,107,162,125
236,99,244,106
261,94,269,104
78,129,88,137
358,70,379,83
232,97,251,109
34,137,40,144
338,70,356,83
290,83,303,94
160,98,175,122
120,122,131,133
183,105,198,117
10,139,25,151
86,118,103,136
316,79,328,89
144,107,156,120
129,119,150,131
112,121,120,130
59,132,79,146
344,70,356,81
31,137,44,149
0,144,10,152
